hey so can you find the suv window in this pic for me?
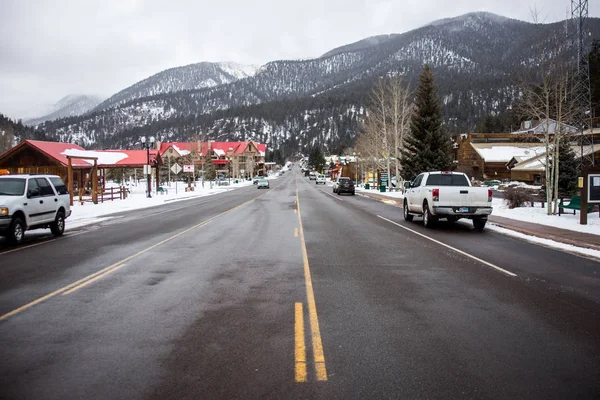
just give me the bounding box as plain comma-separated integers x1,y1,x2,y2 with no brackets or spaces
425,174,469,186
27,178,41,197
0,178,26,196
35,178,56,196
49,177,69,195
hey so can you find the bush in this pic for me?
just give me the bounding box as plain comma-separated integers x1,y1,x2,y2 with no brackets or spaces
503,188,531,209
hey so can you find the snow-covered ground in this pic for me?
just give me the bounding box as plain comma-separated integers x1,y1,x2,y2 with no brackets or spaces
67,178,260,229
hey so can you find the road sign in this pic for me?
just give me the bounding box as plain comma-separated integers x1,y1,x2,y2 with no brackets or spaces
171,163,182,174
183,164,194,173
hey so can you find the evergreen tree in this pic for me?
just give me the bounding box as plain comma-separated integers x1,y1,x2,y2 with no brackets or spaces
400,65,453,181
203,153,217,180
308,147,326,172
556,139,579,197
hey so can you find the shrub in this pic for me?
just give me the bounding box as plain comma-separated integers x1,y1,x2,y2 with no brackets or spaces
503,188,531,209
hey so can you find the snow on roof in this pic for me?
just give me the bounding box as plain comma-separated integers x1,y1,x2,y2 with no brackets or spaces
172,145,190,156
213,148,225,156
62,149,129,165
470,143,545,163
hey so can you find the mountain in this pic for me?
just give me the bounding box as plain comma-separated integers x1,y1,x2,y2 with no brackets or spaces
93,62,259,112
25,94,103,126
36,12,600,157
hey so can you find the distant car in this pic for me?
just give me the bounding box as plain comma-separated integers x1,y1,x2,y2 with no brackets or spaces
316,174,326,185
253,176,265,185
257,178,270,189
309,172,317,180
333,177,355,195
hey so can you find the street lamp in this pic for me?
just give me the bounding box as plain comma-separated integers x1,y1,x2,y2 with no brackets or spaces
227,157,231,186
353,152,358,185
140,136,155,198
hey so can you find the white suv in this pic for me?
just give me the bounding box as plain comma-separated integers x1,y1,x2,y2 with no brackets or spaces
315,174,327,185
0,175,71,245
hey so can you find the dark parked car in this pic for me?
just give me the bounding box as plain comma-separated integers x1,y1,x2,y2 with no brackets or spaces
334,177,355,195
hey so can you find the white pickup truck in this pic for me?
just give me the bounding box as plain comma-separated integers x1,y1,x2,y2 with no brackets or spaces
403,171,493,231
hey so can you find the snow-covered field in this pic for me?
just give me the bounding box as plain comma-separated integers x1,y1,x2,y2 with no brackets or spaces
67,178,258,229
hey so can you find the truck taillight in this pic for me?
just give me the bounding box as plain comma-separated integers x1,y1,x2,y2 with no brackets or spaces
432,188,439,201
488,189,493,202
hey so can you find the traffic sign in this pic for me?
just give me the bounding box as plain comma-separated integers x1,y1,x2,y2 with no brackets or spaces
171,163,182,174
183,164,194,173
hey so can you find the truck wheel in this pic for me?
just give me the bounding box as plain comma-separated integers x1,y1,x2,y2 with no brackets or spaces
8,217,25,245
51,212,65,236
403,200,413,221
473,218,487,232
423,201,437,228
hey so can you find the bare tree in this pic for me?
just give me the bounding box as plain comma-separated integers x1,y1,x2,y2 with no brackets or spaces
518,9,578,214
356,76,413,189
386,74,413,189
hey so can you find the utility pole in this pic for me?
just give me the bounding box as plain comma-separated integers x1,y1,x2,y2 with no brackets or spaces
572,0,594,167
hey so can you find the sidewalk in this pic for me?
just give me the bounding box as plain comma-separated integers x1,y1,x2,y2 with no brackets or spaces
358,190,600,252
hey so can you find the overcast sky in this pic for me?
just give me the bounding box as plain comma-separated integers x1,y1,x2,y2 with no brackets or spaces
1,0,598,120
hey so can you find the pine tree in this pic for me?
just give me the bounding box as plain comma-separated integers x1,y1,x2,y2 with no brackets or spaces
308,147,326,172
203,153,216,180
400,65,453,181
556,139,579,198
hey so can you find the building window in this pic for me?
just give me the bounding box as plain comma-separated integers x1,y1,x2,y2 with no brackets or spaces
534,175,542,184
238,156,246,163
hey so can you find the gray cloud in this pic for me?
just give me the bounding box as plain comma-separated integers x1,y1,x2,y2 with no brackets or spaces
0,0,596,119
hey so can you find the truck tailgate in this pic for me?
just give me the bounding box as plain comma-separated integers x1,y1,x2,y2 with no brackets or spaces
437,187,489,207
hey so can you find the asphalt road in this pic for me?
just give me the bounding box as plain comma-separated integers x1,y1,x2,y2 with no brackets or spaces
0,169,598,400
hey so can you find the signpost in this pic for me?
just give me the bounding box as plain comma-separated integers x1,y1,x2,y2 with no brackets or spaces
171,163,183,194
380,172,389,187
171,163,182,175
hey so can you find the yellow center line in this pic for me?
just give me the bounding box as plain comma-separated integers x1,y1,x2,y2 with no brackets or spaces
294,228,298,238
0,195,262,321
63,263,126,295
295,302,307,383
296,189,328,381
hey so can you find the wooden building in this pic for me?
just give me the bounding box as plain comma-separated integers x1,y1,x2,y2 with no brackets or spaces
454,134,545,181
0,140,163,203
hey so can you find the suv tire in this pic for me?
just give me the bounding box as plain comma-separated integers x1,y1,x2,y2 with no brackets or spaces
51,212,65,237
8,217,25,245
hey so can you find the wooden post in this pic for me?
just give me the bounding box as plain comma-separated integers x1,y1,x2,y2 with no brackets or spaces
92,160,98,204
155,162,160,194
68,157,74,206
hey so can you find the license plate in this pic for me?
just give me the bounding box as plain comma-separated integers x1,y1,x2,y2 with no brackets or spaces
459,207,469,213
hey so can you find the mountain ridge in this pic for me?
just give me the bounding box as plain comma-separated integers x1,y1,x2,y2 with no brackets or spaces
31,12,600,157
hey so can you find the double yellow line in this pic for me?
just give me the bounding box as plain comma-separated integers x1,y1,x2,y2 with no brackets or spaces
294,189,328,382
0,196,260,322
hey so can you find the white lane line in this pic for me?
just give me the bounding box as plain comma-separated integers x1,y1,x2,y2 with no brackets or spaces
319,190,344,201
377,215,517,277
